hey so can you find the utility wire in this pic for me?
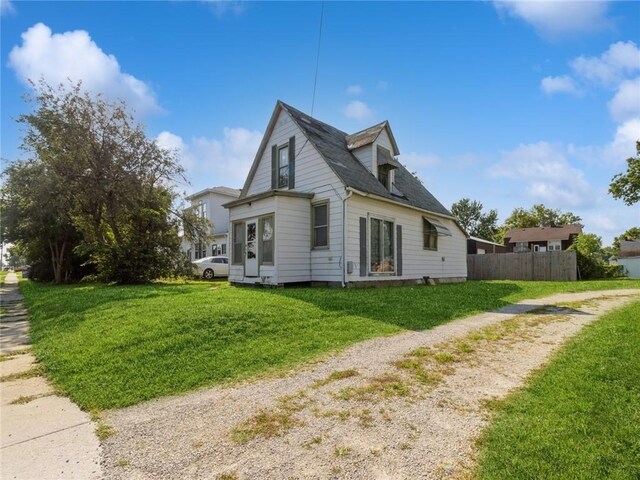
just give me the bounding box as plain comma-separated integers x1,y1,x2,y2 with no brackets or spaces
310,1,324,117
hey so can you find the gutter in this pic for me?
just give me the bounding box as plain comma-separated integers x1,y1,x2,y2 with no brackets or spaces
345,187,467,236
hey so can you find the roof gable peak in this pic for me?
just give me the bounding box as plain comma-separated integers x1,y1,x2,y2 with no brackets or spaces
345,120,399,155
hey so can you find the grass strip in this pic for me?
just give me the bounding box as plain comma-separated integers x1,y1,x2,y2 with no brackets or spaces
18,278,640,410
476,299,640,480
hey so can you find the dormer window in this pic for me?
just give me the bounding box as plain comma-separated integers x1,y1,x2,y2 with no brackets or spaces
376,145,400,190
378,165,392,189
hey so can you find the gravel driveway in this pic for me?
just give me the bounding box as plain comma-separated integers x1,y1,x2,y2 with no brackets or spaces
102,289,638,479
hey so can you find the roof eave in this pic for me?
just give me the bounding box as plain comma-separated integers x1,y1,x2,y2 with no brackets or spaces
346,187,467,236
223,189,315,209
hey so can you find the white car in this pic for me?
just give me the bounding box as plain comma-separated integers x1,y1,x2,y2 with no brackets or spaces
192,256,229,279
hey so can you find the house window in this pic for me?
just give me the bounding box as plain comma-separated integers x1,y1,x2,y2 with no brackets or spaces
548,240,562,251
259,216,274,264
370,217,394,273
232,222,244,265
312,202,329,248
278,145,289,188
195,202,206,219
515,242,529,252
212,244,218,256
423,218,438,251
378,166,391,189
194,242,206,259
221,244,226,255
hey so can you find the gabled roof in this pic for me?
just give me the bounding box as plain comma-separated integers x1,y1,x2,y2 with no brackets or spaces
280,102,453,218
186,186,241,201
345,121,400,155
504,224,582,243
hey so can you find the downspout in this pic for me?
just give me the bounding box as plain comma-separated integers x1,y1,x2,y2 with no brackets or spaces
342,188,353,288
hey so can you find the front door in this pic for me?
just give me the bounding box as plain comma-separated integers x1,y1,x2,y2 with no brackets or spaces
245,219,258,276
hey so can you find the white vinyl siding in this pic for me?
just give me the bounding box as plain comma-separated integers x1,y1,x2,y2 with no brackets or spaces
351,144,373,173
346,195,466,282
242,108,345,284
275,196,312,283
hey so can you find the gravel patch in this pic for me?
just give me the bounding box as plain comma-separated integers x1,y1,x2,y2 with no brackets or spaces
102,289,638,480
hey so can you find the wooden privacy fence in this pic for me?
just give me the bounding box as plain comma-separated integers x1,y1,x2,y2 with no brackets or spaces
467,251,577,281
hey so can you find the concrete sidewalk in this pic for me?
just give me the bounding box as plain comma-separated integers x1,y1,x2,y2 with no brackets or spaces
1,272,103,480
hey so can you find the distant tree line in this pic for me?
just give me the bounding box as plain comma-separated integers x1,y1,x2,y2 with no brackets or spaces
1,81,209,283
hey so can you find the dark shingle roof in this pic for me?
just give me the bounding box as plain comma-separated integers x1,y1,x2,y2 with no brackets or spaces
280,102,452,218
504,224,583,242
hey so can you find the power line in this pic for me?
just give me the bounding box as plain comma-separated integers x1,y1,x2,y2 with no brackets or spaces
310,1,324,117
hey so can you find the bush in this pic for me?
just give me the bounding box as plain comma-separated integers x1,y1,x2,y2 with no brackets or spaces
602,263,626,278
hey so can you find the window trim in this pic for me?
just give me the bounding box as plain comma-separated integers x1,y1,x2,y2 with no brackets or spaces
277,144,289,189
311,201,330,250
258,214,275,266
232,221,244,265
423,218,438,251
368,214,396,275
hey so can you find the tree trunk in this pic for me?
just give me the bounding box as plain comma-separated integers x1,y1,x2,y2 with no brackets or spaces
49,240,67,284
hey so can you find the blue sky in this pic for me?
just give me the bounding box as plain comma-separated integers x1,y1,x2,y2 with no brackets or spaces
1,0,639,244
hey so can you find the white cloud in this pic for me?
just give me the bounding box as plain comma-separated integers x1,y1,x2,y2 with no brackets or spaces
608,77,640,124
203,0,246,16
1,0,15,16
570,41,640,86
601,118,640,164
8,23,161,116
377,80,389,91
346,84,363,95
489,142,593,208
344,100,374,122
156,127,263,189
540,75,580,95
494,0,610,38
584,213,618,233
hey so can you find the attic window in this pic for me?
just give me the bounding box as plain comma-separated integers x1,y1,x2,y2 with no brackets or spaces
378,165,392,189
377,146,400,190
278,145,289,188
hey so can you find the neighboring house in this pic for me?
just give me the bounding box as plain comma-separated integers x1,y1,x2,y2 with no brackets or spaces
222,101,467,287
503,224,582,253
617,240,640,278
182,186,241,260
467,236,507,254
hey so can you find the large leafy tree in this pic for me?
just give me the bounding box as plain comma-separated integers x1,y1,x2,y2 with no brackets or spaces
2,81,209,283
1,159,84,282
450,198,499,240
568,233,607,279
503,204,582,229
609,141,640,206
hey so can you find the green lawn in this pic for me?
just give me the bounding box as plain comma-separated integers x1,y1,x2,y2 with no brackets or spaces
477,299,640,480
17,278,640,410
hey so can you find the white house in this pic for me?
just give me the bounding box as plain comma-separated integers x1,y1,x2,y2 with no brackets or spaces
223,101,467,287
182,186,241,260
